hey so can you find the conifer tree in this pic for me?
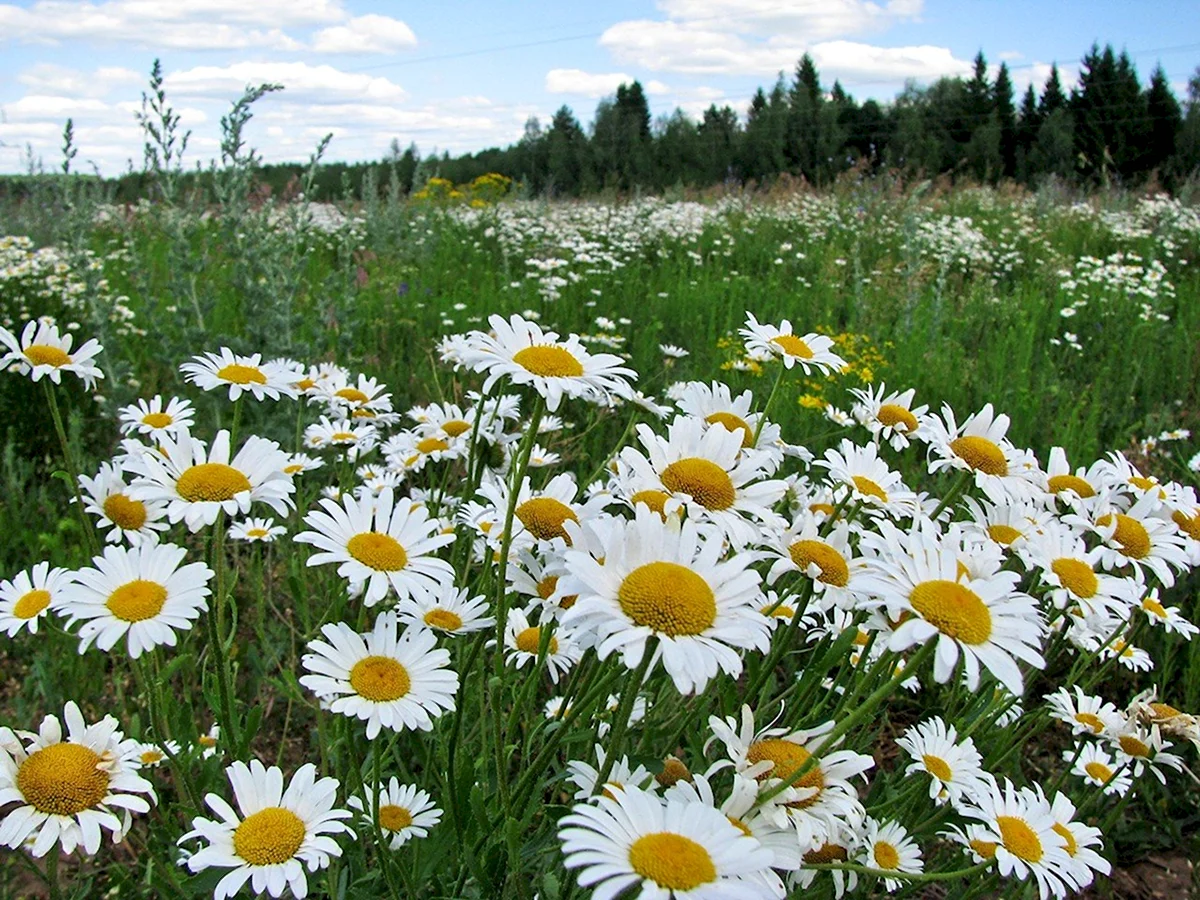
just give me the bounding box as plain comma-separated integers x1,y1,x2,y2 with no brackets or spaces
1145,64,1182,175
1040,64,1067,115
994,63,1017,177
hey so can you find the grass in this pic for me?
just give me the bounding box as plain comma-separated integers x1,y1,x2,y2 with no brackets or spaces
0,175,1199,899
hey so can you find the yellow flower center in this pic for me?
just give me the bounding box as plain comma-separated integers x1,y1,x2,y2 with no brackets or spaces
13,589,51,619
512,345,584,378
704,412,754,448
1149,702,1181,719
296,378,315,391
909,580,992,645
804,843,848,864
515,497,578,542
769,334,813,359
1074,712,1105,734
331,432,358,442
1096,514,1151,559
660,457,735,511
16,743,110,815
106,579,168,622
336,387,369,404
1047,474,1095,498
726,815,753,836
1141,597,1168,619
987,524,1023,545
141,412,173,429
1051,823,1077,857
630,489,670,515
949,436,1008,476
103,493,147,530
233,807,306,865
1118,735,1150,758
1171,510,1200,541
656,757,692,787
996,815,1043,863
627,832,717,891
969,839,997,860
1128,475,1158,492
788,539,849,587
349,655,411,701
536,575,559,600
922,754,953,781
810,502,835,517
346,532,408,571
24,344,72,367
617,562,716,637
746,739,824,805
176,463,251,502
515,626,557,655
763,603,796,619
139,749,164,765
1084,760,1114,782
378,803,413,831
851,475,888,503
416,437,449,455
424,608,464,631
877,404,919,433
1051,558,1098,599
873,841,901,870
215,364,267,385
246,528,270,539
442,419,471,437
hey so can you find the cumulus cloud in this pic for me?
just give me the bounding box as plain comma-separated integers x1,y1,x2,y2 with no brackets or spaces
310,14,418,54
545,69,670,98
810,41,971,84
165,62,408,103
17,63,141,98
656,0,923,40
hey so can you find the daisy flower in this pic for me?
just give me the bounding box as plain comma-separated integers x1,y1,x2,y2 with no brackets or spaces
0,701,153,857
502,606,581,683
816,439,920,517
961,778,1073,900
282,454,324,477
229,517,286,543
476,472,606,550
79,461,168,545
381,430,464,474
859,819,922,890
895,717,989,809
127,429,294,532
118,395,195,438
739,312,845,374
1043,447,1103,506
765,514,863,608
1084,493,1191,587
674,380,783,461
396,587,494,636
1044,686,1124,737
618,415,786,548
180,348,299,402
1137,587,1199,636
660,343,689,359
1067,744,1132,796
1047,791,1111,891
300,612,457,738
558,784,777,899
925,404,1043,504
849,383,928,450
1107,723,1185,784
1022,521,1135,617
294,488,455,607
0,319,103,388
58,542,213,659
961,497,1051,552
179,759,353,900
565,745,656,800
348,778,441,850
134,739,181,768
858,523,1045,695
303,417,378,456
456,313,636,412
0,561,72,637
562,508,770,694
313,373,393,417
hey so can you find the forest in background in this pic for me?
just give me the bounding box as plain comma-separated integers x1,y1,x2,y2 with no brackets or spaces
4,42,1200,202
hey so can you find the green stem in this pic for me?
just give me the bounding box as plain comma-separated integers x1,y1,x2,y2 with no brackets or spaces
207,510,240,756
43,380,98,557
802,860,994,882
590,651,654,795
753,360,786,445
929,469,972,522
47,842,62,900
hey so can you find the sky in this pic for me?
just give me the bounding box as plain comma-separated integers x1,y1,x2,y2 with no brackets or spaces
1,0,1199,176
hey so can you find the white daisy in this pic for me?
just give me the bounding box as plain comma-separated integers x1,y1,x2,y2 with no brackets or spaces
925,404,1044,504
127,429,294,532
294,488,455,608
229,517,287,543
502,606,581,683
674,380,784,463
134,739,181,768
313,373,393,417
79,461,169,545
565,745,656,800
303,417,378,456
1137,588,1199,636
180,348,300,402
1067,744,1132,796
456,313,636,412
1084,493,1191,587
859,819,922,890
739,312,845,374
895,717,989,809
558,784,777,899
1044,686,1124,737
299,612,457,738
1021,521,1136,617
179,759,353,900
118,395,195,438
0,701,153,857
849,383,928,450
0,561,72,637
0,320,103,388
58,542,213,658
1047,791,1111,892
348,778,441,851
1043,447,1104,507
816,439,920,517
396,587,494,636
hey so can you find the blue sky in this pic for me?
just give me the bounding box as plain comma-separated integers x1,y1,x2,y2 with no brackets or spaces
1,0,1198,175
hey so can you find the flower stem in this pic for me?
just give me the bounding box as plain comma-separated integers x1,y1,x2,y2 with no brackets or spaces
43,380,98,557
46,843,62,900
590,651,653,795
753,361,786,445
802,859,994,882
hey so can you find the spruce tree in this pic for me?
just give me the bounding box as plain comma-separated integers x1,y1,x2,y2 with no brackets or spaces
1040,64,1067,115
994,63,1017,177
1145,64,1182,175
1016,84,1040,179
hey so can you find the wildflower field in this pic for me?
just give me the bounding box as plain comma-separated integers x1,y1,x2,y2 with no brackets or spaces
1,174,1200,900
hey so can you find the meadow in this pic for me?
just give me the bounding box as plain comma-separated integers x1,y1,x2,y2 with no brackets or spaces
0,170,1199,899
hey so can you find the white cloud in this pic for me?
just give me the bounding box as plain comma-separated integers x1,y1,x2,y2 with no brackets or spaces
165,62,408,103
545,69,670,98
656,0,922,40
310,14,417,54
810,41,970,84
17,63,141,98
